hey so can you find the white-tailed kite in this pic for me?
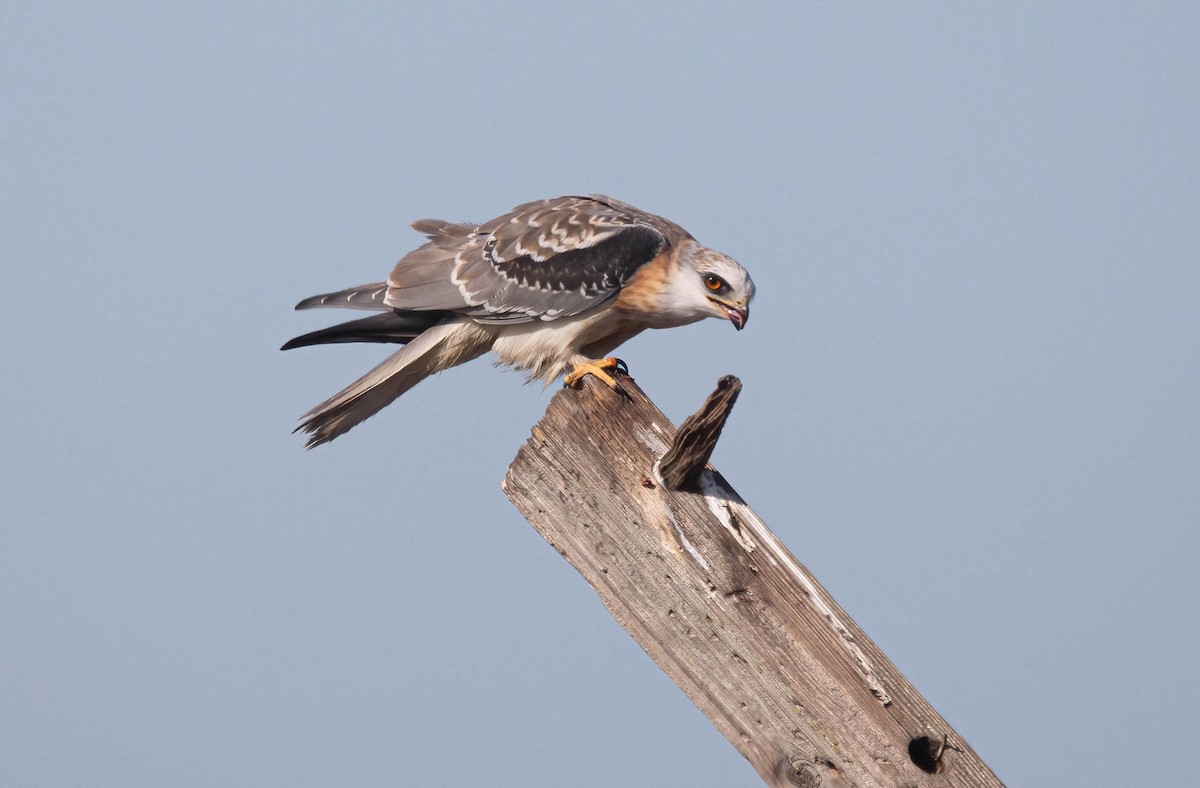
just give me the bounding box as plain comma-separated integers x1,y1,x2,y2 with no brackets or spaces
283,194,755,447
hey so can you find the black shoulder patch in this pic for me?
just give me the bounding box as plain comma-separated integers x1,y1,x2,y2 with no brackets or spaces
491,225,665,294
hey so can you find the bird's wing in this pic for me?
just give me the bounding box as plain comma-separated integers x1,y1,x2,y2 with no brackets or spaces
384,195,690,324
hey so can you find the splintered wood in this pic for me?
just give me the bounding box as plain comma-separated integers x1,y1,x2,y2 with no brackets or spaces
502,376,1001,787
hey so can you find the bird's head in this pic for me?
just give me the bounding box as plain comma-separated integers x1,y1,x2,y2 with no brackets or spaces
678,248,755,330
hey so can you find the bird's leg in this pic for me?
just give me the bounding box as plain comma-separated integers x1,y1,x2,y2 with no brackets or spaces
563,357,631,399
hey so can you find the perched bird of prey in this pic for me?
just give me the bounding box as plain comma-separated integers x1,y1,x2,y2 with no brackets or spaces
283,194,755,448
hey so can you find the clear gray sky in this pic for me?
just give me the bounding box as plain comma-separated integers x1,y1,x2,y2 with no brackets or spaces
3,3,1197,786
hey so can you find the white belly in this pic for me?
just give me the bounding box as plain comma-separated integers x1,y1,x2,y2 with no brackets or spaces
490,312,619,383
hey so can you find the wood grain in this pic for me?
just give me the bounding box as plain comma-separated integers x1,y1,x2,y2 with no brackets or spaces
502,376,1002,787
658,374,742,490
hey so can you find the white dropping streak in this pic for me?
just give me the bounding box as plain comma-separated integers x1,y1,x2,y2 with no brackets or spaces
660,498,710,572
696,471,893,706
645,441,707,571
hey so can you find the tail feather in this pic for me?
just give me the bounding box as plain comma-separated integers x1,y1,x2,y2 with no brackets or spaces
295,282,390,311
296,322,483,448
280,311,446,350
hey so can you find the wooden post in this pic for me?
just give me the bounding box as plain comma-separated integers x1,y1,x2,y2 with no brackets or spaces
502,375,1003,787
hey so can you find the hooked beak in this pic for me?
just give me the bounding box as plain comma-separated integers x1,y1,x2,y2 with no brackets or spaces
710,298,749,330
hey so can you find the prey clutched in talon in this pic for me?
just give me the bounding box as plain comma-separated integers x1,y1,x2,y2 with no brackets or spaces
563,357,632,399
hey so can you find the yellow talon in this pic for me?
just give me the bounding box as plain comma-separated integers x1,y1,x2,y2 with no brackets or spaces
563,357,629,396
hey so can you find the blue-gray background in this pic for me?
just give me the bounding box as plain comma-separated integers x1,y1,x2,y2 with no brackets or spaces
4,3,1197,786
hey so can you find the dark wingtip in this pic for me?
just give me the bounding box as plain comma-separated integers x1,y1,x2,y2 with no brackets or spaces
279,312,434,352
281,332,322,351
279,331,335,351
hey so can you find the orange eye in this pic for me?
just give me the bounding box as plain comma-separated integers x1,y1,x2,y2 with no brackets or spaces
704,274,724,291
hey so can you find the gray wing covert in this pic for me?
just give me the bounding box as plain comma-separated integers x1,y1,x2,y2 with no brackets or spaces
385,196,676,323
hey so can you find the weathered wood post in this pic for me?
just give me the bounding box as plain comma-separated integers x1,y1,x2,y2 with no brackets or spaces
502,375,1002,787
